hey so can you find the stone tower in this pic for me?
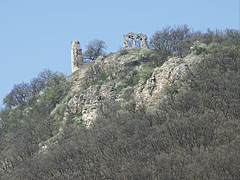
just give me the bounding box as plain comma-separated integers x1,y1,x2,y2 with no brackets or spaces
71,40,83,73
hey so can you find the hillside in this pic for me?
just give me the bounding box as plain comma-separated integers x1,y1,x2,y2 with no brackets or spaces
0,29,240,179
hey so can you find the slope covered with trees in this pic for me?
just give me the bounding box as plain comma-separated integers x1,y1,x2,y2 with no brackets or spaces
0,26,239,179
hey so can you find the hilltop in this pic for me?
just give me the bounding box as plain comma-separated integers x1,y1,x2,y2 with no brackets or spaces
0,28,240,179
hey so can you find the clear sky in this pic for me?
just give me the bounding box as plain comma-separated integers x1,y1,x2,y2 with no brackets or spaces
0,0,239,105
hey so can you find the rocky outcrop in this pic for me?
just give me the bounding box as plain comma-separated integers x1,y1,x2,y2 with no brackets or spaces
37,51,200,154
135,55,201,108
65,51,200,126
66,86,99,126
66,81,117,127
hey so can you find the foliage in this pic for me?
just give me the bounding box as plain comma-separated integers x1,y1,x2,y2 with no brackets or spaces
0,70,70,178
150,24,195,57
3,82,31,108
119,49,128,55
83,39,107,61
41,73,70,108
121,86,133,100
1,27,240,180
83,61,108,88
191,41,208,55
30,69,54,95
3,69,56,109
137,48,153,60
139,66,154,83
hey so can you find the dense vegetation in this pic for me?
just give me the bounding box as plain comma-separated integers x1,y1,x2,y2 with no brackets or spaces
0,70,71,177
0,27,239,179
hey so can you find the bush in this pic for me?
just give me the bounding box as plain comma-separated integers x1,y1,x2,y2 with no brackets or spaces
42,73,70,108
119,49,128,55
191,41,208,55
137,48,153,61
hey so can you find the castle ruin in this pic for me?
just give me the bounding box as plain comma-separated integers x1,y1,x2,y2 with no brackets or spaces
71,33,148,73
123,32,149,49
71,40,83,73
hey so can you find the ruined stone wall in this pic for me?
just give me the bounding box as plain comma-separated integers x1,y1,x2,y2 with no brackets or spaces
71,40,83,73
123,32,149,49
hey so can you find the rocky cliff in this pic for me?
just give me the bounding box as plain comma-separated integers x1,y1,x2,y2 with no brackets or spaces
64,49,200,127
26,48,201,153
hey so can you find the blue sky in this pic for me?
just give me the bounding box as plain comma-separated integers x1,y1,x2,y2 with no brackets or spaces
0,0,239,105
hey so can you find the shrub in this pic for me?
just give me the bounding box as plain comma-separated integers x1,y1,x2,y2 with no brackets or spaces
119,49,128,55
191,41,208,55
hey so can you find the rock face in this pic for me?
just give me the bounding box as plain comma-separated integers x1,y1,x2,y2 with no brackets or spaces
66,86,100,126
66,50,200,126
135,55,200,108
71,40,83,73
123,32,149,49
37,50,201,153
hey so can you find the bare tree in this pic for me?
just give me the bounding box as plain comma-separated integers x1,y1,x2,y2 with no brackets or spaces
83,40,107,61
150,25,194,57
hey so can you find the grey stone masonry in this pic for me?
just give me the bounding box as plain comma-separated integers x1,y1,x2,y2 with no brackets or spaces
123,32,149,49
71,40,83,73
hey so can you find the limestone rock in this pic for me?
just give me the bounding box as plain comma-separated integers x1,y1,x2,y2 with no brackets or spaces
67,51,200,127
135,55,200,108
